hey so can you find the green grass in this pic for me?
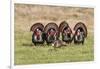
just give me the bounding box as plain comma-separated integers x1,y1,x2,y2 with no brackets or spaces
14,31,94,65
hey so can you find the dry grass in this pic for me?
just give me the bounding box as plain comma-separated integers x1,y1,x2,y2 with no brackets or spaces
15,4,94,33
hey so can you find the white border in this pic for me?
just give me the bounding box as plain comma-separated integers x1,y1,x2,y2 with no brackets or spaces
11,0,96,69
11,0,14,69
14,0,95,8
0,0,11,69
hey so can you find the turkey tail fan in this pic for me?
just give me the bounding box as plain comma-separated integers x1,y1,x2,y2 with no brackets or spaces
30,23,44,32
59,21,73,43
74,22,87,38
44,22,59,44
73,22,87,44
30,23,45,45
59,21,69,32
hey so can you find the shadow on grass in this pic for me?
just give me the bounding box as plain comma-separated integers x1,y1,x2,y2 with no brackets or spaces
22,43,47,47
22,43,33,47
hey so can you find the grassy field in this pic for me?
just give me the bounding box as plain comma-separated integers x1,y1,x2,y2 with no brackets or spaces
14,4,94,65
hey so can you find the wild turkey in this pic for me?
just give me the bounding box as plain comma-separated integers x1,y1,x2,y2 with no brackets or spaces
73,22,87,44
44,22,59,45
52,40,67,49
30,23,45,45
59,21,73,44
